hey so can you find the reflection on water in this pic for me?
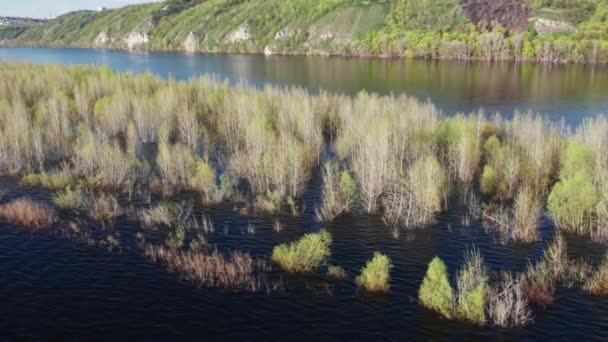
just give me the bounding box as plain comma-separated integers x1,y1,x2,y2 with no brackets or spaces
1,47,608,124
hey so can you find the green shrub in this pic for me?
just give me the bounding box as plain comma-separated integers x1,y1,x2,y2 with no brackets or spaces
480,165,497,195
327,265,347,279
548,171,599,233
456,249,488,324
419,257,454,318
560,141,594,179
189,159,216,192
166,229,185,249
271,230,332,272
339,170,357,201
52,187,88,210
356,252,392,292
21,172,74,190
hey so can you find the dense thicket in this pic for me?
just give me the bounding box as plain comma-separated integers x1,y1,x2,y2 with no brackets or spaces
0,63,607,241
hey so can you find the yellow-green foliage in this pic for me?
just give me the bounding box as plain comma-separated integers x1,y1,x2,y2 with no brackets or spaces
480,165,497,195
548,141,599,233
456,249,488,325
339,170,357,201
52,187,88,210
189,159,216,192
356,252,392,292
585,253,608,295
271,230,332,272
21,171,74,190
419,257,454,318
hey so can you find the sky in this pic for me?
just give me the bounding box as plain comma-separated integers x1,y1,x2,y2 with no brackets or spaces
0,0,162,19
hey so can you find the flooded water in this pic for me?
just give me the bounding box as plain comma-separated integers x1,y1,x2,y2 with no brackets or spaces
2,47,608,124
1,172,608,341
1,47,608,340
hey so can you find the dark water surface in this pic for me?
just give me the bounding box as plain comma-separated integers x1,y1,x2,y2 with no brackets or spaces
1,173,608,341
1,47,608,340
2,47,608,124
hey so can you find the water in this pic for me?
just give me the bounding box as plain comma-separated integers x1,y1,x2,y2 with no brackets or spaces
1,47,608,340
2,47,608,124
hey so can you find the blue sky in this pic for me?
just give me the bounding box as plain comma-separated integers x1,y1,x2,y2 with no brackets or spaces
0,0,162,19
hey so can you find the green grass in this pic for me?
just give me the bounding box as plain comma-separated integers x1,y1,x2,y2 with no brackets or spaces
271,230,332,272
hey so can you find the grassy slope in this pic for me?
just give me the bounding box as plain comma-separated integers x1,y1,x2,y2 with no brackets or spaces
3,0,608,62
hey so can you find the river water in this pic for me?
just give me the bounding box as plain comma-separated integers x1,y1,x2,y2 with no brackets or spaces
2,47,608,124
1,47,607,341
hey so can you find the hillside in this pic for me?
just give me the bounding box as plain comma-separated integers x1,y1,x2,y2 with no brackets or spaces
2,0,608,63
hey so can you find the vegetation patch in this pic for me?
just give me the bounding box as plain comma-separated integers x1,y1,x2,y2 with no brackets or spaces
356,252,392,292
144,244,276,292
271,230,332,272
0,198,57,228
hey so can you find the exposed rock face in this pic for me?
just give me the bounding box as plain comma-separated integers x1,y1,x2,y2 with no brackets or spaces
263,45,273,56
460,0,531,31
182,32,198,53
225,24,251,43
94,31,110,46
125,31,149,50
532,18,576,36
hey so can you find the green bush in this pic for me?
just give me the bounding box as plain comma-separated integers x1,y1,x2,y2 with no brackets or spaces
480,165,497,195
52,187,88,210
339,170,357,202
419,257,454,318
189,159,217,192
456,249,488,324
548,171,599,233
166,229,185,249
560,141,594,179
549,141,599,232
356,252,392,292
271,230,332,272
21,172,74,190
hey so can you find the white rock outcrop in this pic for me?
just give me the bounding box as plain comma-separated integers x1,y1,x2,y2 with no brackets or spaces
182,32,198,53
532,18,576,36
264,45,273,56
125,31,149,50
94,31,110,46
225,24,251,43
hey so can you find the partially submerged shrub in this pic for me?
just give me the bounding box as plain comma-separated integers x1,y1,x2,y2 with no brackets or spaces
317,162,357,222
356,252,392,292
523,277,555,308
271,230,332,272
419,257,454,318
165,229,185,249
512,186,541,243
548,172,599,234
327,265,347,279
0,198,57,228
138,203,175,227
483,186,541,243
21,170,74,190
90,193,122,225
144,245,271,292
487,272,533,327
548,141,600,234
383,156,447,229
52,187,88,210
456,249,488,325
585,254,608,295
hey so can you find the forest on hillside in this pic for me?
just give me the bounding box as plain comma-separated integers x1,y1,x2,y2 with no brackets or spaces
2,0,608,63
